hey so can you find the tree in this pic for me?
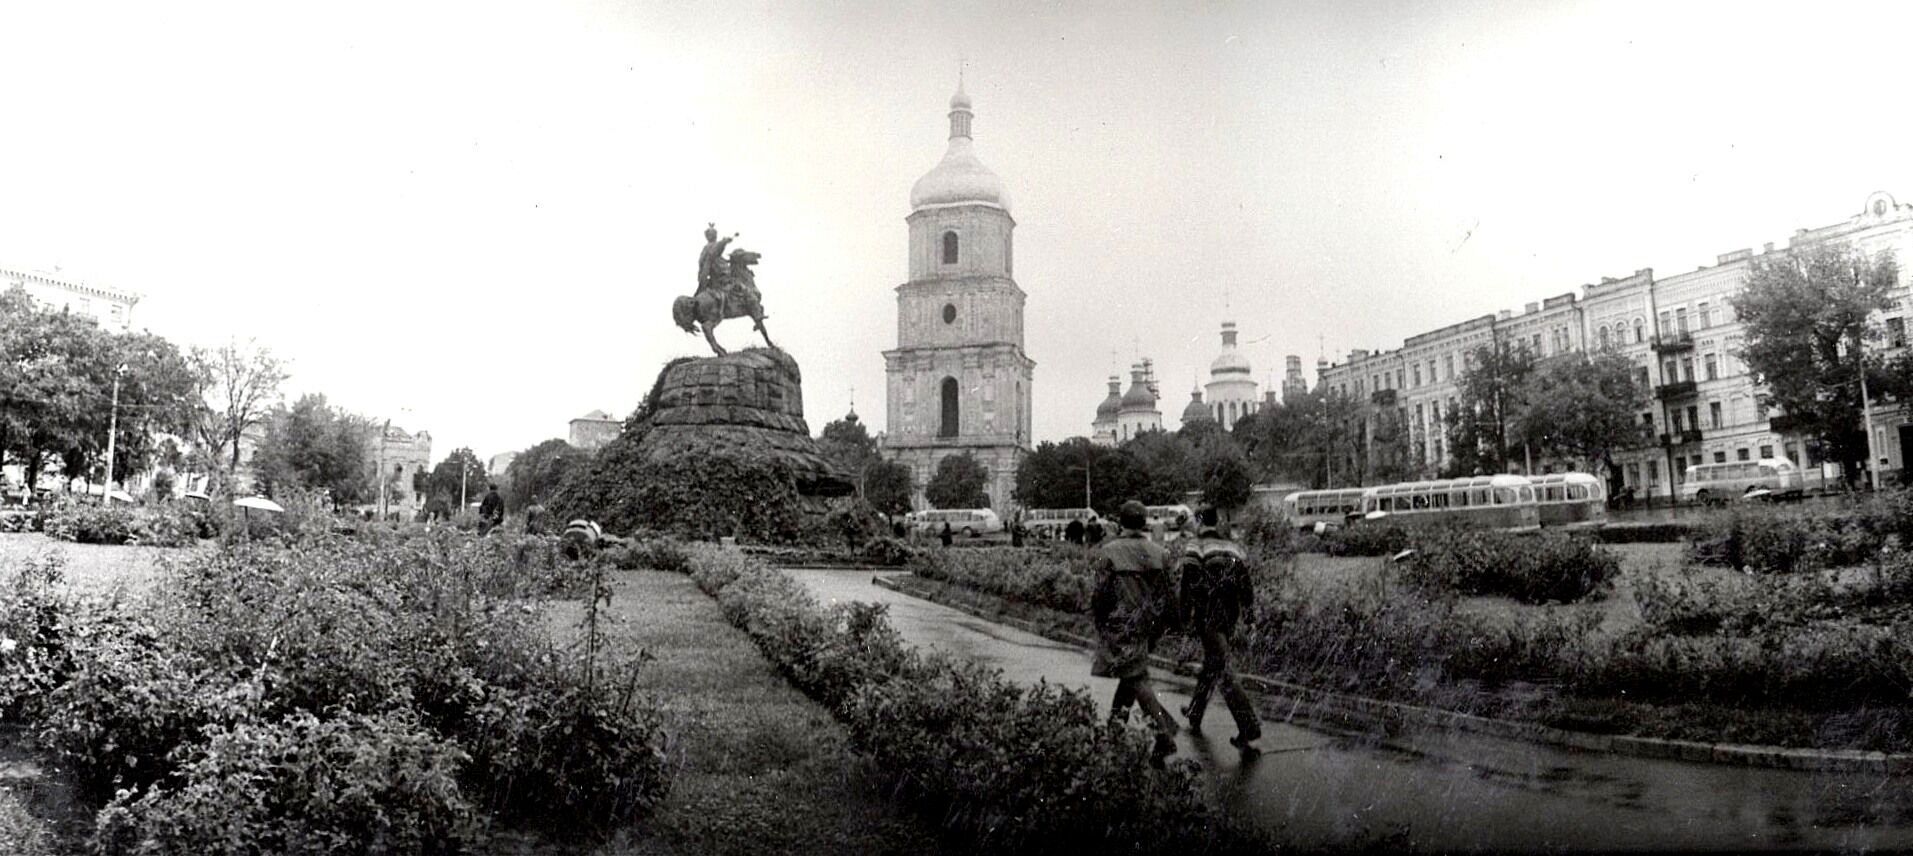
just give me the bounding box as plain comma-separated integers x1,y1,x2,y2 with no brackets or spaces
1366,406,1419,483
504,438,583,511
1012,437,1151,516
427,447,489,512
1122,430,1199,505
1446,342,1538,475
817,415,880,483
1734,243,1899,485
1199,444,1255,511
924,453,990,509
1516,352,1652,478
862,459,915,517
188,340,288,490
251,393,375,506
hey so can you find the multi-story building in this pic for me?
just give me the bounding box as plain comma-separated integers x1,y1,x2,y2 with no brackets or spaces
1317,191,1913,497
2,265,140,332
882,82,1034,513
1280,355,1308,404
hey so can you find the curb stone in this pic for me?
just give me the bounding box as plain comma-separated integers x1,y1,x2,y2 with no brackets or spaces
869,574,1908,775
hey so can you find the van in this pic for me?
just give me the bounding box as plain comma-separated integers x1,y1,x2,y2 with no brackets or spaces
910,508,1004,538
1678,458,1804,504
1145,505,1193,536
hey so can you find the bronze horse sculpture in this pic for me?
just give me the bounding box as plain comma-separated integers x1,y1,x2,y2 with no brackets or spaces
672,247,775,355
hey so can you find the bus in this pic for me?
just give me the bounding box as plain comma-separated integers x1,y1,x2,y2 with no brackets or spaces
1679,458,1805,504
1358,474,1541,532
1145,504,1193,536
908,508,1005,538
1023,508,1100,540
1280,488,1367,532
1528,472,1607,529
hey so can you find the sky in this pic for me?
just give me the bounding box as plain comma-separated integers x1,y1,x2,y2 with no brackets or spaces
4,0,1913,463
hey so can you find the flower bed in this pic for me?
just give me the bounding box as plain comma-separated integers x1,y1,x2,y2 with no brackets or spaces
667,543,1257,854
0,529,672,852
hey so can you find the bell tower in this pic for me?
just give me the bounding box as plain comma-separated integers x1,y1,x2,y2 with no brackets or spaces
882,81,1033,513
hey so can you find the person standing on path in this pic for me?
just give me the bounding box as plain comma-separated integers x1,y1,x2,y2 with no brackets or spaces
478,483,505,536
1090,500,1181,766
939,520,954,547
1176,506,1262,752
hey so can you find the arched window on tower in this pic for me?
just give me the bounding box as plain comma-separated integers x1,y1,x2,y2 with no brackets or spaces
939,377,959,438
942,231,959,265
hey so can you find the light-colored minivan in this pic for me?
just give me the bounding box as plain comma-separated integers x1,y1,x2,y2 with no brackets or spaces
910,508,1004,538
1679,458,1805,504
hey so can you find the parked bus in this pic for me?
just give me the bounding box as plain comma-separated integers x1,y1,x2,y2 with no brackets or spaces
1528,472,1607,529
1023,508,1100,540
1145,504,1193,536
1358,474,1541,532
908,508,1004,538
1280,488,1367,532
1678,458,1805,504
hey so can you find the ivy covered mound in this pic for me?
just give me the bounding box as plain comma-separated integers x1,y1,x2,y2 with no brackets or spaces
554,349,853,542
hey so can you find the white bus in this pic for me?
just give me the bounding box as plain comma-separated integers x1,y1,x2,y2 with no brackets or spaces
1023,508,1100,540
1679,458,1805,504
1358,474,1541,532
1529,472,1608,529
908,508,1005,538
1280,488,1367,532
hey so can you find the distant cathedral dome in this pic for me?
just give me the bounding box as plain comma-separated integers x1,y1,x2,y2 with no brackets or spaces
1095,377,1122,419
1209,321,1252,377
1182,389,1213,425
1119,370,1157,412
910,81,1010,212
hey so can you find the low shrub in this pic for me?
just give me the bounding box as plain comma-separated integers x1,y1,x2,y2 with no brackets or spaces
1317,520,1412,557
4,530,672,850
1687,494,1913,573
906,547,1091,614
1404,529,1619,603
92,710,478,855
41,501,206,547
674,543,1252,853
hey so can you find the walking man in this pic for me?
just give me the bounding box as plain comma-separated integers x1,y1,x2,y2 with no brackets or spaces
1090,500,1181,766
1177,506,1262,751
478,483,505,536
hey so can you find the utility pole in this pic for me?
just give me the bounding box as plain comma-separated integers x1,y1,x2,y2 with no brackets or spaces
1860,330,1880,491
460,458,470,511
101,364,126,502
377,419,390,519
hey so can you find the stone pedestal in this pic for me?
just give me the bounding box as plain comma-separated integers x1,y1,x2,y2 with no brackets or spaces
632,348,853,500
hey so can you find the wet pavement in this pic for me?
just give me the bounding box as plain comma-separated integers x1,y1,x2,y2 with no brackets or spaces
790,568,1913,852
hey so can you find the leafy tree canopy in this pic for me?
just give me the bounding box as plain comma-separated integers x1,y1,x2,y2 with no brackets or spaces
862,459,915,518
252,393,375,506
1516,351,1652,474
504,438,583,512
924,453,990,509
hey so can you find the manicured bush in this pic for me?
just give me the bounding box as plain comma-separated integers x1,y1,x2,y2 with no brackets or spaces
1403,529,1619,603
40,501,207,547
1687,493,1913,573
906,547,1092,614
551,433,806,545
1317,520,1412,557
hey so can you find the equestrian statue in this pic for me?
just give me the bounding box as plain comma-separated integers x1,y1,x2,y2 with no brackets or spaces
673,223,775,356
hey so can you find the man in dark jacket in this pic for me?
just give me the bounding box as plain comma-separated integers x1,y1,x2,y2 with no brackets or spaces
1091,500,1181,766
1176,506,1261,751
478,483,505,536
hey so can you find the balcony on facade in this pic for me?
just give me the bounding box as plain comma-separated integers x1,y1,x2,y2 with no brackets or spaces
1650,332,1694,353
1655,380,1698,401
1371,389,1397,407
1659,429,1705,446
1767,413,1802,434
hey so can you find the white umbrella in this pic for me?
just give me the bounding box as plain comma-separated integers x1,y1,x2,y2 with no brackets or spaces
106,490,134,503
234,496,286,513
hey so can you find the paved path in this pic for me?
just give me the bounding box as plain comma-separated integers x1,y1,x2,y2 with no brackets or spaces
790,568,1912,853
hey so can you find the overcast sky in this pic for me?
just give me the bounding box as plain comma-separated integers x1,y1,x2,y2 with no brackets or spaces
4,1,1912,462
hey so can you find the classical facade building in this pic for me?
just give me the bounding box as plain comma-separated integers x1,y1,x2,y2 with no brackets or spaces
882,83,1034,513
1204,322,1260,430
1317,191,1913,498
2,265,140,332
568,410,620,450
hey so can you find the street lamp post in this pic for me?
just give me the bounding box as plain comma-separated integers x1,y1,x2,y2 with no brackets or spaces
101,363,127,503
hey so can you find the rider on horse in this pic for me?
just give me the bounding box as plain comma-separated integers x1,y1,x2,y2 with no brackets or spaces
698,224,740,310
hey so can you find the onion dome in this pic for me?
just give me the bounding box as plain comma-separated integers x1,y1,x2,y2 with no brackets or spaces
1095,376,1122,419
1119,367,1157,412
910,80,1009,212
1209,321,1252,377
1182,389,1214,425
